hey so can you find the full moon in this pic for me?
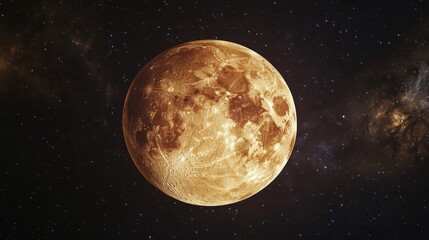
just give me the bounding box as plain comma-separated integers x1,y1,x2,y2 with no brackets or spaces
123,40,297,206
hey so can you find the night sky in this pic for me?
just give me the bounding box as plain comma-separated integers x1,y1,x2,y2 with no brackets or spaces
2,0,429,239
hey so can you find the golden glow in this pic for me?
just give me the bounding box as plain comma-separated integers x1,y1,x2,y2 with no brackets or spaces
123,40,297,206
391,109,406,127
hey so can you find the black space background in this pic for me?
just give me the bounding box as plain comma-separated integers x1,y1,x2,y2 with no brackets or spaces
1,0,429,239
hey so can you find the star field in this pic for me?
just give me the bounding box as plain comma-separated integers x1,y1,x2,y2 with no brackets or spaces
1,0,429,239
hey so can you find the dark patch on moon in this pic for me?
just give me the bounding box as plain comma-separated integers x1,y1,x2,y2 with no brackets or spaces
135,130,147,147
229,93,264,127
273,96,289,116
217,65,249,94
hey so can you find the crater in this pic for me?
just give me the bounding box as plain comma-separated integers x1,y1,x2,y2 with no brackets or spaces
249,70,258,79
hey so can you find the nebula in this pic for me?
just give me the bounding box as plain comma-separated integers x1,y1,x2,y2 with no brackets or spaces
366,63,429,162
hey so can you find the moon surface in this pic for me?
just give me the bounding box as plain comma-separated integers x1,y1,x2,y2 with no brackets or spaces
123,40,297,206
